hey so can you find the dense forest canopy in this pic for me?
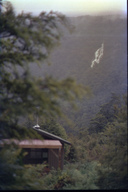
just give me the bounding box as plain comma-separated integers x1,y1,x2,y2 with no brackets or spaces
29,13,127,132
0,1,127,190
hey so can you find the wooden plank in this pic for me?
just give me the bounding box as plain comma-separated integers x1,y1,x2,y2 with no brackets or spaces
0,139,62,149
50,149,59,159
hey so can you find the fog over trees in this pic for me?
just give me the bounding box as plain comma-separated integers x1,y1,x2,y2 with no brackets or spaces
0,1,127,190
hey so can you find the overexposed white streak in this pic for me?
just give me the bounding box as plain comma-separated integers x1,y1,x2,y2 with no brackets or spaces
91,43,104,68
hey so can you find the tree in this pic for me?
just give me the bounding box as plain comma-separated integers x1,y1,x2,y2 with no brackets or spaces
0,2,90,189
40,118,67,140
0,2,87,139
89,93,121,134
97,94,128,189
74,94,127,189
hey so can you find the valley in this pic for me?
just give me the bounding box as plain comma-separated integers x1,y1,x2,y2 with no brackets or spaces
30,14,127,131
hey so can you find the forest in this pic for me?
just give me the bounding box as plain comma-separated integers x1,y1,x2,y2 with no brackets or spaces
0,2,127,190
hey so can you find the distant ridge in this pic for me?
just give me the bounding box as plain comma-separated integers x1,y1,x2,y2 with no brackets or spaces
30,15,127,131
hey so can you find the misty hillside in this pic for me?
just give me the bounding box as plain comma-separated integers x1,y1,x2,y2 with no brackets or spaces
30,15,127,131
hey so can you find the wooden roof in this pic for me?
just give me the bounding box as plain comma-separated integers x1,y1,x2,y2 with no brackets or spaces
0,139,62,149
32,127,71,145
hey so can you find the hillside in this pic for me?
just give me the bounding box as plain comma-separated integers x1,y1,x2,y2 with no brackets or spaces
30,14,127,132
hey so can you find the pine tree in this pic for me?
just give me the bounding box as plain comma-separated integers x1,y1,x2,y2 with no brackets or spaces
98,94,128,189
0,2,86,139
89,93,121,134
0,2,89,189
40,118,67,139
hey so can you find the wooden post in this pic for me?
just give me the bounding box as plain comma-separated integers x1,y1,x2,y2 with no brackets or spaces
58,147,62,169
60,144,64,169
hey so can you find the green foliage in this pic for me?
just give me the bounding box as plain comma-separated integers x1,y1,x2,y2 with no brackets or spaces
0,145,99,190
89,93,121,134
38,161,99,190
0,145,24,190
0,2,127,190
97,95,128,189
40,118,67,140
54,162,99,190
0,145,48,190
80,94,128,189
65,142,78,163
66,129,101,163
0,2,87,138
0,93,127,190
70,94,128,189
0,2,89,189
44,14,127,132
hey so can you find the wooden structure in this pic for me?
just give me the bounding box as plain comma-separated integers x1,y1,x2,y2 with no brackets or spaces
32,127,71,170
0,127,71,170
